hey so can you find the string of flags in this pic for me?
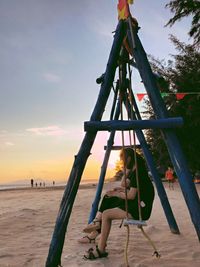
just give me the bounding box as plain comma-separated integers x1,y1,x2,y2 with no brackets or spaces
135,92,200,101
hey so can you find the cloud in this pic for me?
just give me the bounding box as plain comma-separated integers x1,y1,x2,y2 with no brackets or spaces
26,125,68,137
5,141,14,146
89,17,114,39
83,1,116,40
43,72,61,83
0,130,8,137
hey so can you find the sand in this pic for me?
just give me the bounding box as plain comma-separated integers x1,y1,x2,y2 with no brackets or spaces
0,182,199,267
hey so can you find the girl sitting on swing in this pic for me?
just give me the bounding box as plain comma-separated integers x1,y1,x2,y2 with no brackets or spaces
80,147,155,260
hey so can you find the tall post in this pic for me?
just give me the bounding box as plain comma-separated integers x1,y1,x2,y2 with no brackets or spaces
127,24,200,240
88,101,121,223
45,21,126,267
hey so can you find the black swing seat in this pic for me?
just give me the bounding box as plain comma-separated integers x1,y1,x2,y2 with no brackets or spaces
124,219,147,227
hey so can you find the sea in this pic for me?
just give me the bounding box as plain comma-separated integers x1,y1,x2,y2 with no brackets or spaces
0,179,98,191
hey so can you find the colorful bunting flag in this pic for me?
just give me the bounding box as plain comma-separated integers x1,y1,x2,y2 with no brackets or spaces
118,0,133,20
135,92,198,101
176,93,187,100
161,93,168,98
136,93,146,101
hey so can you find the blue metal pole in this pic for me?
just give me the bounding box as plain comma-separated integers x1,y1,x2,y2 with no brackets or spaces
84,117,183,131
88,101,121,223
128,26,200,240
45,21,126,267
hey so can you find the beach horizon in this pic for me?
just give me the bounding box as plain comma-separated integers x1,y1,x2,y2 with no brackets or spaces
0,177,102,192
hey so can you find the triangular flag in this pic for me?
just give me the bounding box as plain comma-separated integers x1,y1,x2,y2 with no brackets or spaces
137,93,146,101
161,93,168,98
176,93,187,100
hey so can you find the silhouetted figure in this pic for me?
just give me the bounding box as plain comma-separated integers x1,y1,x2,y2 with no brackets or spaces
40,182,42,187
81,148,155,258
35,182,38,187
165,167,175,190
31,179,34,187
53,181,55,186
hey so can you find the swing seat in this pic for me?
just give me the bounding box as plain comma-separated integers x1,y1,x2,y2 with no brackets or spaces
124,218,147,227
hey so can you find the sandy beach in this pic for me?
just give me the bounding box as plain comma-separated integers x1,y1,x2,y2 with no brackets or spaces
0,181,199,267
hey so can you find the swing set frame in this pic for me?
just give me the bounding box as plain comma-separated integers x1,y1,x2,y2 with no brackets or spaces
46,2,200,267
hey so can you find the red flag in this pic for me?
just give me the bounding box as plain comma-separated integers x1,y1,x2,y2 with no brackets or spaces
118,0,131,20
137,93,146,101
176,93,187,100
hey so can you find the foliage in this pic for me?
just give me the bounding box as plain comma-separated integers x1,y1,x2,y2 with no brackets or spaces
165,0,200,47
144,36,200,172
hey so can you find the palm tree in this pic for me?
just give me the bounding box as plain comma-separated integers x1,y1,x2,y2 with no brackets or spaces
166,0,200,46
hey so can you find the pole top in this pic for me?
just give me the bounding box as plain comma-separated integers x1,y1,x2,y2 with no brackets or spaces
117,0,134,20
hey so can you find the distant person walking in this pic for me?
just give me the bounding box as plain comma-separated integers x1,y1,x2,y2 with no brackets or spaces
31,179,34,187
165,167,175,190
53,181,55,186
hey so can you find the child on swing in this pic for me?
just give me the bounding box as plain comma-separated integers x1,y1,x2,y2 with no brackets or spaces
79,147,155,260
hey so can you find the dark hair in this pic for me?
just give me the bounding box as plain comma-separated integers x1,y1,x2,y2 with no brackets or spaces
120,148,146,170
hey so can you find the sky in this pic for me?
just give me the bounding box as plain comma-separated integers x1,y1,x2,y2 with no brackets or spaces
0,0,192,184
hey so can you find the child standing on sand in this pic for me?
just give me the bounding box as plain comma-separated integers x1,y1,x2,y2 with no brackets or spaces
165,167,175,190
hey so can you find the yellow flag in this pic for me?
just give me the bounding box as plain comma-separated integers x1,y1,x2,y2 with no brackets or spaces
118,0,131,20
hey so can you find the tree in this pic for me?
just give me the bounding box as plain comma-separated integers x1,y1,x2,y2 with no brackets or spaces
144,36,200,173
166,0,200,47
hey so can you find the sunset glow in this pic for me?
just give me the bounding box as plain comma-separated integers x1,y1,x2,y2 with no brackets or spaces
0,1,191,185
